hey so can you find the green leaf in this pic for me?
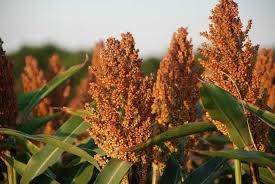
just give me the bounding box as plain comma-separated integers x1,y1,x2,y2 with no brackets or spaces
0,116,94,184
17,91,39,111
200,83,253,149
70,162,94,184
196,149,275,169
15,138,40,155
0,128,99,169
267,129,275,152
160,157,183,184
126,122,216,151
22,60,87,116
243,101,275,129
184,157,228,184
18,112,62,134
94,159,132,184
0,153,60,184
243,164,275,184
202,136,231,145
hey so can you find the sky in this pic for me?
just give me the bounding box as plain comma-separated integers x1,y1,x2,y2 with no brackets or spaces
1,0,275,57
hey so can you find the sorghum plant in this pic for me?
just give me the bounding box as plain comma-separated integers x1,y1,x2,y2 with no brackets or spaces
199,0,269,151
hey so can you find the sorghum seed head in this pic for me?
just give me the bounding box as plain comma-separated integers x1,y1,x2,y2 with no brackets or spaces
199,0,268,151
255,48,275,112
152,27,201,130
0,39,17,142
87,33,154,163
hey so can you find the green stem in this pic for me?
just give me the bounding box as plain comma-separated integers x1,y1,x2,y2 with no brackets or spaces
234,159,242,184
152,162,160,184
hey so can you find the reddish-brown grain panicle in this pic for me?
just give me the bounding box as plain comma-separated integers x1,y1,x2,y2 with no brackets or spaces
21,56,54,135
0,39,17,142
199,0,268,151
87,33,154,164
89,41,104,83
255,48,275,112
152,27,200,130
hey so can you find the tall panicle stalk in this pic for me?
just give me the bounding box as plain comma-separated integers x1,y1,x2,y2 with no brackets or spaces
0,39,17,142
199,0,269,152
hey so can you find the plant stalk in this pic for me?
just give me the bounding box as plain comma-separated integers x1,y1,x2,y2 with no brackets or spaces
234,159,242,184
249,162,259,184
152,162,160,184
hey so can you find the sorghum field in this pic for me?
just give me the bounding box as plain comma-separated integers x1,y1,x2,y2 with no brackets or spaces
1,0,275,183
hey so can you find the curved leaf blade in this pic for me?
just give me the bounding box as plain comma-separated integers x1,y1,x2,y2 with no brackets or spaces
22,60,87,116
243,101,275,129
160,157,183,184
17,91,38,111
0,128,99,170
196,149,275,169
94,159,132,184
0,116,95,184
0,153,60,184
184,157,227,184
200,83,253,149
70,162,94,184
126,122,216,151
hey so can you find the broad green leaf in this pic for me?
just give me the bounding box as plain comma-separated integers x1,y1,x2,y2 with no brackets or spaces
70,162,94,184
1,116,92,184
126,122,216,151
196,149,275,169
200,83,253,149
17,91,38,111
0,128,99,170
22,60,87,116
1,153,60,184
160,157,183,184
18,112,62,134
184,157,228,184
94,159,132,184
243,164,275,184
243,101,275,129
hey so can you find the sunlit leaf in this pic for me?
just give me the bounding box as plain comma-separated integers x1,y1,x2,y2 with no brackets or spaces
126,122,216,151
196,149,275,169
200,83,253,149
94,159,132,184
70,162,94,184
